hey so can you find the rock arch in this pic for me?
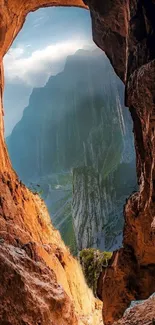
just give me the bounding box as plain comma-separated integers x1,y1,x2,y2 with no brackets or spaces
0,1,155,325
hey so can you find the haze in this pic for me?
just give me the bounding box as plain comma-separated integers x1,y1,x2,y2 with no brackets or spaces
3,7,93,136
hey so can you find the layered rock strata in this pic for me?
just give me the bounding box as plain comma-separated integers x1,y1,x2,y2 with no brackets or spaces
72,167,103,250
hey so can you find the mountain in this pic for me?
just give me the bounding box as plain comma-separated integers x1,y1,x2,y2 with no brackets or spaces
6,48,137,253
4,81,32,136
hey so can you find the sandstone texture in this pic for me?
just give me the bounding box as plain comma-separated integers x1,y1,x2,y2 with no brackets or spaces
0,0,155,325
114,295,155,325
83,0,155,324
0,172,102,325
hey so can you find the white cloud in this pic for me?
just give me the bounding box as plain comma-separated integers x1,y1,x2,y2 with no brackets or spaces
4,40,89,87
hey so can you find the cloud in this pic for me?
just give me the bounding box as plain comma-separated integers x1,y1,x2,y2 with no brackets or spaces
4,40,89,87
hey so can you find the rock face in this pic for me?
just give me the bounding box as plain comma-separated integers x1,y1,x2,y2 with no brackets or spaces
83,1,155,323
1,1,155,325
114,294,155,325
0,243,78,325
0,171,102,324
72,162,137,252
7,48,136,253
73,167,103,250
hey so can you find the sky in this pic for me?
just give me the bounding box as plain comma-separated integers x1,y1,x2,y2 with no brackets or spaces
3,7,95,136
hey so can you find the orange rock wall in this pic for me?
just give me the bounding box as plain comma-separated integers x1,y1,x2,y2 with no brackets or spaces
83,0,155,323
0,1,103,325
0,0,155,325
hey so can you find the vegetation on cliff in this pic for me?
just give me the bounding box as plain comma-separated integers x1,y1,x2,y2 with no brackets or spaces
79,248,112,296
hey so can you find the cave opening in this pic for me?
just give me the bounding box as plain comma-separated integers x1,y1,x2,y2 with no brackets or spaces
3,6,137,258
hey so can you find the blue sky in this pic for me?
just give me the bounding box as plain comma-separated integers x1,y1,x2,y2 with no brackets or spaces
4,7,95,136
13,7,92,51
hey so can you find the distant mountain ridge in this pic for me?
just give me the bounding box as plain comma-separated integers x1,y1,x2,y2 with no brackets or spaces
7,48,137,253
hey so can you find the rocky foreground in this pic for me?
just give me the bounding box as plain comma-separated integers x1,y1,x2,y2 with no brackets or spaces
0,172,102,324
114,295,155,325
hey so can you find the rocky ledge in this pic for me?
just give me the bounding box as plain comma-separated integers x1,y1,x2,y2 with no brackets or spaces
114,294,155,325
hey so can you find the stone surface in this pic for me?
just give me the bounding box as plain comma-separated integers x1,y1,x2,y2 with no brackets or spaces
84,1,155,324
0,243,78,325
0,0,155,325
114,294,155,325
73,167,103,250
0,171,102,324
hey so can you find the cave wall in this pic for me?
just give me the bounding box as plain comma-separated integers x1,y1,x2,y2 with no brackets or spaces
83,0,155,324
0,1,104,325
0,0,155,325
